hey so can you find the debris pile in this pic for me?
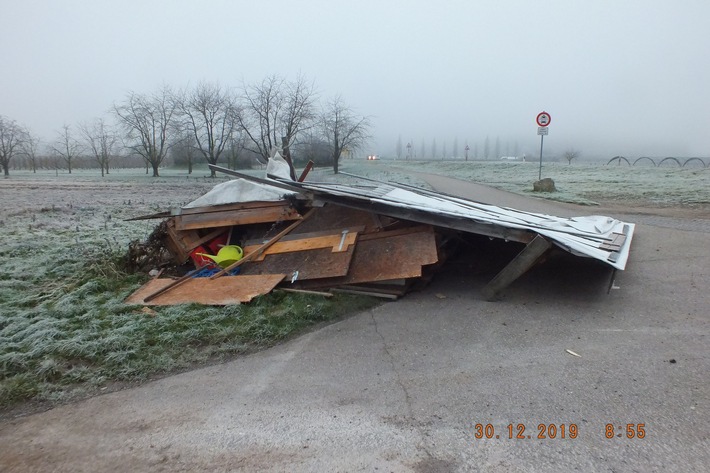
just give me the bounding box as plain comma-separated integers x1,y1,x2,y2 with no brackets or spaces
126,155,635,305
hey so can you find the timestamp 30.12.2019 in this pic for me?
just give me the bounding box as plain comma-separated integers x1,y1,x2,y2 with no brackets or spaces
473,423,647,440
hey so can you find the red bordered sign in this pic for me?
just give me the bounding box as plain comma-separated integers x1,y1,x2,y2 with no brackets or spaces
536,111,551,127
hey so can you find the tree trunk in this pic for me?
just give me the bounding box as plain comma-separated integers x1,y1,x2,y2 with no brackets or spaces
152,162,160,177
333,152,339,174
188,159,193,174
3,163,9,177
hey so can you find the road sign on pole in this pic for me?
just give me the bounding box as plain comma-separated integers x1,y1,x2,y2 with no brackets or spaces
536,111,551,127
536,112,551,180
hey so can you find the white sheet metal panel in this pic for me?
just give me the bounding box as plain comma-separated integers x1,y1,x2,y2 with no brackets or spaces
298,182,635,270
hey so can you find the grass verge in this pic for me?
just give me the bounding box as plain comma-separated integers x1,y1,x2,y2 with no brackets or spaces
0,183,380,412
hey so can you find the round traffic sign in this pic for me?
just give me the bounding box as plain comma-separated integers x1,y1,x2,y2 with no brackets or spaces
536,111,551,127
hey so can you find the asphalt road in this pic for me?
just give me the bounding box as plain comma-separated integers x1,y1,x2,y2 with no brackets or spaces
1,175,708,472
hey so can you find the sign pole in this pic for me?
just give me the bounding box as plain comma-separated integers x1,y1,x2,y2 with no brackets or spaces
538,134,544,181
535,111,551,181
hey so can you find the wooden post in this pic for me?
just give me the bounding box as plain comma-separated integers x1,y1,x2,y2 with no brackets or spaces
481,234,552,301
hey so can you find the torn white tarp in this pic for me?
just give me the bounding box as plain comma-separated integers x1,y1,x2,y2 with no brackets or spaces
265,151,294,180
183,178,295,208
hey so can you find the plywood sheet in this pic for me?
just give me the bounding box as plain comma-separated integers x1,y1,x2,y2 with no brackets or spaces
239,245,355,281
125,274,285,305
294,203,386,234
341,226,438,283
294,226,439,289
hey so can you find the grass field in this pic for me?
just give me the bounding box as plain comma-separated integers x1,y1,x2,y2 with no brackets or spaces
1,159,708,412
339,159,710,207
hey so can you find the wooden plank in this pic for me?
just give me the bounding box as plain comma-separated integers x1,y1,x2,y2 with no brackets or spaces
175,205,301,230
600,232,627,251
126,274,286,305
480,234,552,301
298,160,314,182
330,287,399,300
242,231,358,261
177,200,293,216
275,288,333,297
357,224,434,241
210,208,316,279
239,245,355,280
243,226,365,245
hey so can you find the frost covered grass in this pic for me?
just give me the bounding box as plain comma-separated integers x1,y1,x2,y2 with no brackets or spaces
340,159,710,207
0,170,378,411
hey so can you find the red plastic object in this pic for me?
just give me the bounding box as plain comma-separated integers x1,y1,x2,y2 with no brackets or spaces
189,245,216,268
206,232,229,254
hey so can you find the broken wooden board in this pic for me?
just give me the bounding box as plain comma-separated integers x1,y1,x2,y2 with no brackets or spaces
242,228,359,261
293,203,392,234
239,245,356,281
293,225,439,289
599,232,627,251
125,274,286,305
165,220,226,264
174,201,301,230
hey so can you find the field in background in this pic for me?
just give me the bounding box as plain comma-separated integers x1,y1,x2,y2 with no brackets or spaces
338,159,710,207
1,160,708,413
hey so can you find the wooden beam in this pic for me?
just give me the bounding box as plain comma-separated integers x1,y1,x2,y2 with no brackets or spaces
298,160,314,182
481,234,552,301
175,205,301,230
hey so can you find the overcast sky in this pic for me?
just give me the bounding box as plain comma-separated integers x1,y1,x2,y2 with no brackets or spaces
2,0,709,159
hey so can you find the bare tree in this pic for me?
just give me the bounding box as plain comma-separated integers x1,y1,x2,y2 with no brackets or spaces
321,95,370,174
80,118,118,177
281,74,317,157
176,82,239,177
20,130,41,173
114,86,177,177
0,116,26,178
238,74,317,163
170,131,198,174
52,124,81,174
226,132,248,170
563,148,580,165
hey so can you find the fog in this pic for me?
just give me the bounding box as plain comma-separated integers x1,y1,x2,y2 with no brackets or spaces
2,0,708,160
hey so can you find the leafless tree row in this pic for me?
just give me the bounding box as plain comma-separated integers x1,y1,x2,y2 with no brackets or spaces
1,74,370,178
